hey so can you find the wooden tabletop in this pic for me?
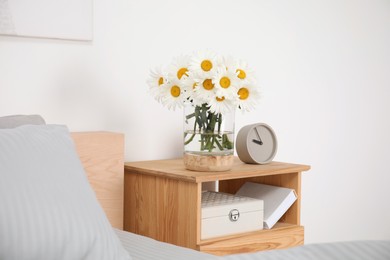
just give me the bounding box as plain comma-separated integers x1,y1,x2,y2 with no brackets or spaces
124,157,310,183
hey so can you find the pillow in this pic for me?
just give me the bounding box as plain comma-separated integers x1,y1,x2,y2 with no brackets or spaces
0,114,46,128
0,125,131,260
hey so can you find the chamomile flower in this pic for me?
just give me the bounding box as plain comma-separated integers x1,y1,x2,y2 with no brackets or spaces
189,50,218,78
212,67,239,100
167,55,191,81
236,82,261,112
161,79,185,111
148,52,261,156
218,55,238,72
148,52,260,113
235,60,256,82
181,75,199,105
192,76,217,105
147,66,168,102
208,95,236,114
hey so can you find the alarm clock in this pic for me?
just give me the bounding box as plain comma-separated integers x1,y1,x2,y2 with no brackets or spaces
236,123,278,164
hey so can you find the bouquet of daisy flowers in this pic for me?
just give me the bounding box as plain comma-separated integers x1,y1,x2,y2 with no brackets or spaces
147,51,260,157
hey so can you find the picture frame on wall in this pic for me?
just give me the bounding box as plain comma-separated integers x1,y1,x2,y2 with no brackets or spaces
0,0,93,41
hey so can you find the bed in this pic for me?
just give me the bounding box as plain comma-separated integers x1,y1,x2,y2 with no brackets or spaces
0,115,389,260
116,228,390,260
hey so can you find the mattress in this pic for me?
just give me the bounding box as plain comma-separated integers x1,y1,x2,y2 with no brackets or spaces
115,229,390,260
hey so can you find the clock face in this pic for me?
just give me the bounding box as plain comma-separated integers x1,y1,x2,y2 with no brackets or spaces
247,124,277,164
236,123,278,164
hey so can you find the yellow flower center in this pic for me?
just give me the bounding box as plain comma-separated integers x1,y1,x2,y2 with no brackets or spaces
202,79,214,90
238,87,249,100
177,68,188,80
219,76,231,88
216,96,225,102
170,85,181,97
201,60,213,72
158,77,164,86
236,69,246,80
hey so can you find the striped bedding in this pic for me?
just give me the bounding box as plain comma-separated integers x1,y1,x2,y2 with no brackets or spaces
224,240,390,260
114,229,217,260
115,229,390,260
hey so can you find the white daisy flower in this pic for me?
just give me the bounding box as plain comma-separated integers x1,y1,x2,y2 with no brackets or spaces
189,50,218,78
147,52,260,114
147,66,167,102
208,95,236,114
161,79,185,111
212,67,240,100
236,81,261,112
192,76,217,106
181,75,200,105
218,55,238,72
235,60,256,82
167,55,191,81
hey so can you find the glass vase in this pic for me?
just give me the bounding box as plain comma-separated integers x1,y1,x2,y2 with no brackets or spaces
183,104,235,171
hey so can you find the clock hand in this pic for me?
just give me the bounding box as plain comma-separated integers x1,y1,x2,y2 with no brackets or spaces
252,139,263,145
254,127,263,145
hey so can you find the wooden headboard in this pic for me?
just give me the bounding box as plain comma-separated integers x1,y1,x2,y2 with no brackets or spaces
71,132,124,230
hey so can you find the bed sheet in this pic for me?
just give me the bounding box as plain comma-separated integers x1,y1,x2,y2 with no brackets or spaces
115,229,390,260
224,240,390,260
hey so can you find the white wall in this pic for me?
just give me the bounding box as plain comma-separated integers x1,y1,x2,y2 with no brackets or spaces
1,0,389,244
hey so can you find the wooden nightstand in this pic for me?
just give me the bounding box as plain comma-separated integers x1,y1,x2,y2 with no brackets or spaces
124,157,310,256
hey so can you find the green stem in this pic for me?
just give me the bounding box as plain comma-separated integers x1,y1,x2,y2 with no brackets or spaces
222,133,233,149
184,133,196,145
185,104,232,153
217,113,222,133
185,112,195,120
215,138,223,150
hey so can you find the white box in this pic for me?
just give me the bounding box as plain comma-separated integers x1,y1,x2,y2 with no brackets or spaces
201,191,263,240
